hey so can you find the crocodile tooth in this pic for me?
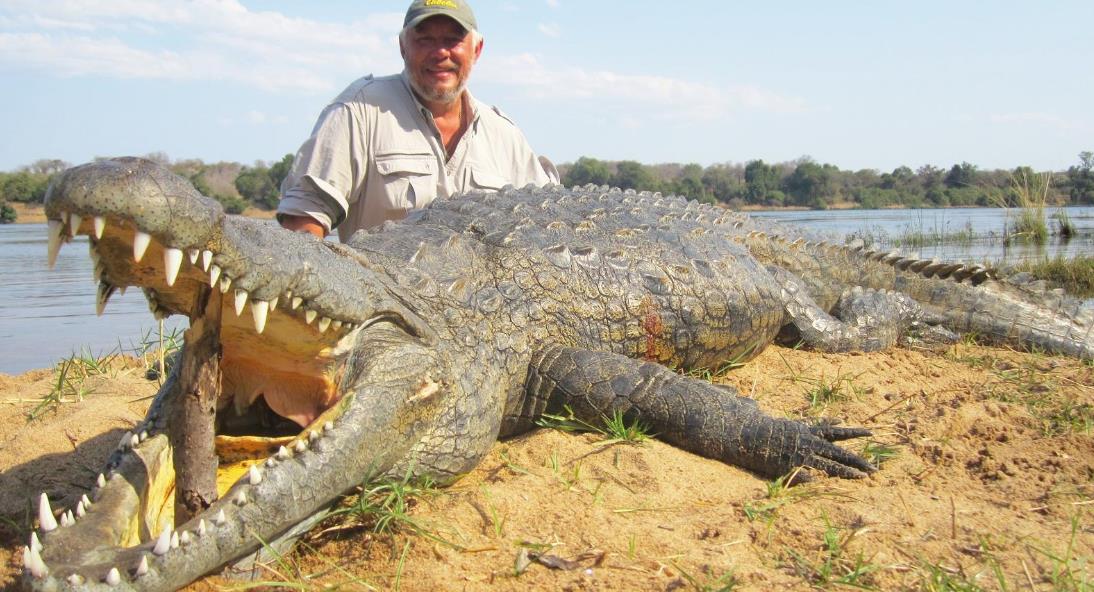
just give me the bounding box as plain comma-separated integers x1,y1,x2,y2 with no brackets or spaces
81,494,92,508
219,275,232,293
270,296,279,310
214,509,226,526
25,545,47,578
305,309,317,324
152,525,172,555
171,531,179,548
47,220,63,269
294,439,308,453
29,532,42,553
235,491,247,505
188,249,199,265
139,430,148,442
76,500,86,517
105,567,121,586
132,231,151,262
201,249,213,272
130,433,140,448
331,320,343,330
68,212,82,237
318,316,331,333
308,430,320,442
248,464,263,485
234,290,248,316
292,296,303,310
324,421,334,432
209,264,222,287
163,248,183,286
283,291,293,307
93,216,106,239
66,510,76,525
251,300,269,334
96,282,116,317
179,530,191,545
38,493,57,532
60,512,72,528
67,574,83,586
97,473,106,488
197,519,207,537
135,555,149,576
265,457,278,468
276,445,291,460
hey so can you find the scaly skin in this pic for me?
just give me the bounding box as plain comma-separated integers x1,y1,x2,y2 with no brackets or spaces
22,157,1092,591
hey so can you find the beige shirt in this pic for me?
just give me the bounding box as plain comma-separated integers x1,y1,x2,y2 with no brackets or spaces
278,72,554,242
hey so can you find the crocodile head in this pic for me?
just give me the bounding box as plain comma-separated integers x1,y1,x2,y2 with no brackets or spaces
24,158,446,591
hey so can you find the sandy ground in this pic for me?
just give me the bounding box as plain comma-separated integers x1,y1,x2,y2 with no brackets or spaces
1,343,1091,591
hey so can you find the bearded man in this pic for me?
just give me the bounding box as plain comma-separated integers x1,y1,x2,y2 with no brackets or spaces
278,0,555,241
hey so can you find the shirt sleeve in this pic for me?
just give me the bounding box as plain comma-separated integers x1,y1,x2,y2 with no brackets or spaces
277,103,366,232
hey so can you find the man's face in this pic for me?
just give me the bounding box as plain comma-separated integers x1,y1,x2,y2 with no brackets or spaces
400,16,482,107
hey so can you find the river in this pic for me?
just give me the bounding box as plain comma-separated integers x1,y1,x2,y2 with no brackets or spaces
1,206,1092,374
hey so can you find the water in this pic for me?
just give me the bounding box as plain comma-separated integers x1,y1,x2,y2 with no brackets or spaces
0,224,184,374
2,207,1093,374
751,206,1094,262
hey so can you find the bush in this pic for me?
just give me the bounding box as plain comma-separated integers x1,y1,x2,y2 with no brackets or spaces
1,201,15,223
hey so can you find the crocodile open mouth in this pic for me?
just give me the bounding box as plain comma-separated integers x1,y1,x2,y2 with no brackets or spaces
24,158,380,589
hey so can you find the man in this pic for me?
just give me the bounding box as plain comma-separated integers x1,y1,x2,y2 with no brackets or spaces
277,0,555,242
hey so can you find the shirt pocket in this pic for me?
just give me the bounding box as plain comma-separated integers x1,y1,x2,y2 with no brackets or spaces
468,167,510,192
374,153,437,209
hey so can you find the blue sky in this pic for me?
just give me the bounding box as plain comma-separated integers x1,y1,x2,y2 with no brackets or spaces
1,1,1091,173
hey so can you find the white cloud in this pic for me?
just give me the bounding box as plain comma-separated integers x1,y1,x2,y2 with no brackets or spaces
478,53,807,121
0,0,404,94
537,23,560,38
546,0,560,8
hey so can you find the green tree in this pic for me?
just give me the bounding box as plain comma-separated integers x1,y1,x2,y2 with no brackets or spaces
744,160,780,204
235,164,277,209
1066,151,1094,204
612,160,657,191
562,156,612,186
944,161,978,188
783,161,836,208
0,171,50,203
701,164,745,204
0,200,16,223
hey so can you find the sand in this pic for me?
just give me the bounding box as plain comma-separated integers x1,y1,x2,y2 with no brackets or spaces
1,343,1091,591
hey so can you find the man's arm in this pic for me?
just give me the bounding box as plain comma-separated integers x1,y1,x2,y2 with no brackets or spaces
279,214,327,239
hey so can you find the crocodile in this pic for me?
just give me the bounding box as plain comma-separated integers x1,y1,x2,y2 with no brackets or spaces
23,157,1094,591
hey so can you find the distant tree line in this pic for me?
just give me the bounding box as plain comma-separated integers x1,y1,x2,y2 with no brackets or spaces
560,152,1094,209
2,151,1092,224
0,154,294,221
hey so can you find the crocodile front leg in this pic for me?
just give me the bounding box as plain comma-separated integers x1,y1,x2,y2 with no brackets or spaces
523,346,875,480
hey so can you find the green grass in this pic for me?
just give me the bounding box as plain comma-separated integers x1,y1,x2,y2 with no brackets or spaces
743,471,837,522
224,536,380,591
784,516,881,589
323,470,455,550
26,348,120,421
860,441,899,466
1026,513,1093,591
536,404,652,444
670,562,740,592
998,169,1052,245
1008,255,1094,299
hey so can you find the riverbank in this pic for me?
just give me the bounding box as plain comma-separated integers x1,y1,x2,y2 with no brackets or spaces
1,343,1090,590
6,202,276,224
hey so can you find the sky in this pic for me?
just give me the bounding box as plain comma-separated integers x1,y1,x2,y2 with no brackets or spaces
1,0,1092,174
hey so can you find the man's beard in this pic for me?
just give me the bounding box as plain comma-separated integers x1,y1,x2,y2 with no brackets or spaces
408,69,467,106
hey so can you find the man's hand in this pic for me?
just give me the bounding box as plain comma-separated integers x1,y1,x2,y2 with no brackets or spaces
279,214,327,240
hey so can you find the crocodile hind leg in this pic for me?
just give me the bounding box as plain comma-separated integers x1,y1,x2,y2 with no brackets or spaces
523,346,876,480
771,267,952,352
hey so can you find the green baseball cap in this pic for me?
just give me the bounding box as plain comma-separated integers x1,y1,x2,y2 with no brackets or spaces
403,0,477,33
